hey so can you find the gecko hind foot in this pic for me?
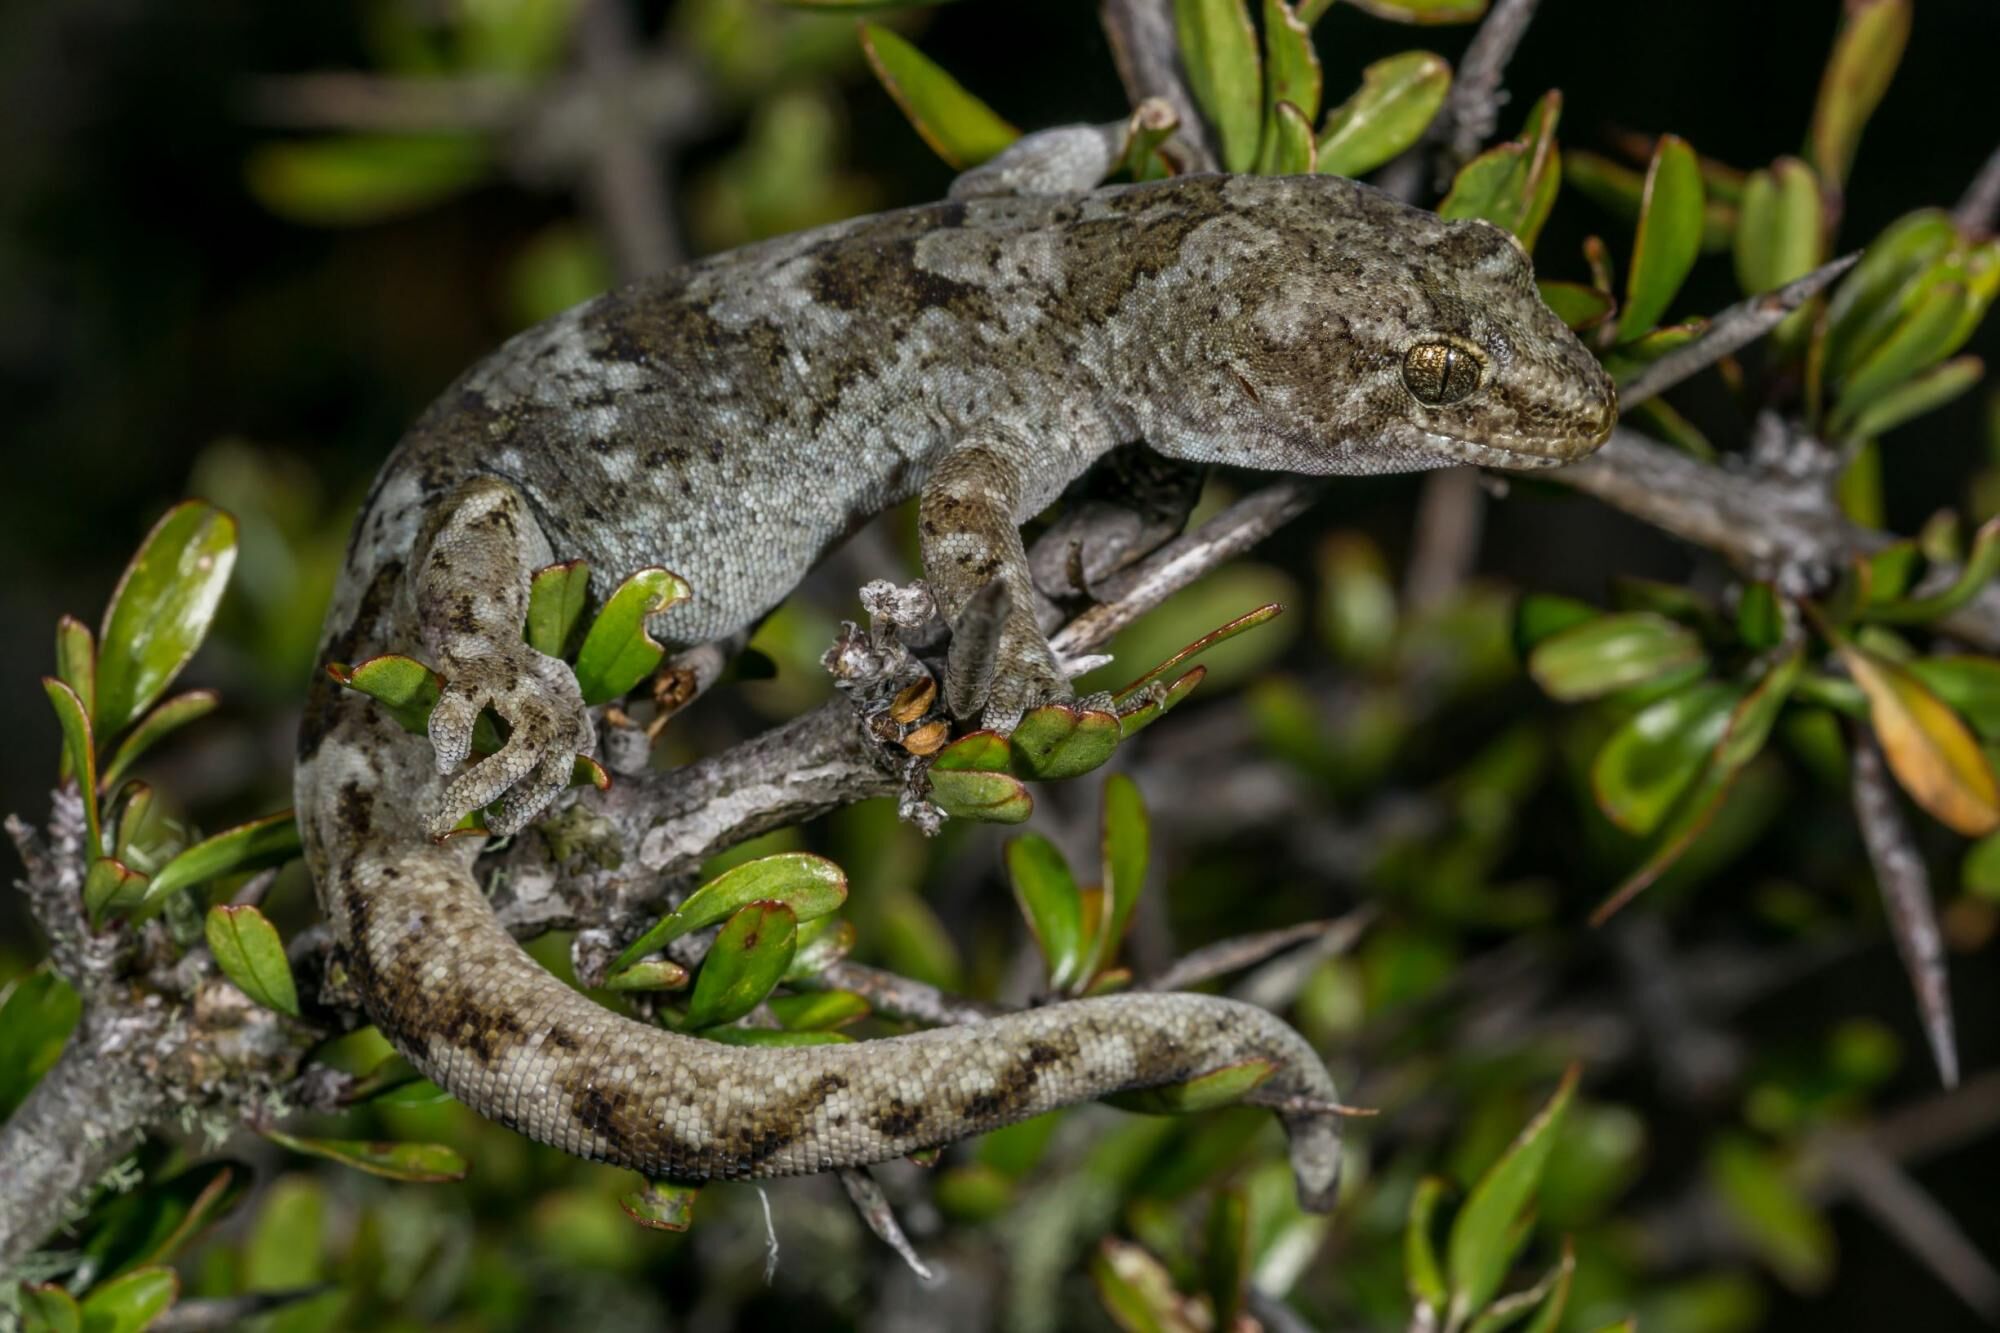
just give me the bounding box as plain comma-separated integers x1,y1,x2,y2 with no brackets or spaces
425,643,594,838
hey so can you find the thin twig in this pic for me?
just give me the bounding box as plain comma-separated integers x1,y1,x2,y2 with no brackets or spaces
1099,0,1219,172
572,0,679,277
1618,254,1861,408
1811,1132,2000,1318
839,1168,934,1282
1437,0,1544,172
1954,142,2000,236
1850,732,1958,1088
800,960,1004,1027
1146,913,1369,993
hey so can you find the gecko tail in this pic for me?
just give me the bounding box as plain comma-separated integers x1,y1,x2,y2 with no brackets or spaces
301,704,1343,1205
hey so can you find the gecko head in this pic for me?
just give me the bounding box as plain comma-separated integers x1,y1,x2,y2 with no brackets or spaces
1149,178,1616,476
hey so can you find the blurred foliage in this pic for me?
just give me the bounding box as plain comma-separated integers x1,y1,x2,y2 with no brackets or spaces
6,0,2000,1331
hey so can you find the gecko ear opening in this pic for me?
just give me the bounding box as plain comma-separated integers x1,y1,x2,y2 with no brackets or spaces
1401,338,1486,407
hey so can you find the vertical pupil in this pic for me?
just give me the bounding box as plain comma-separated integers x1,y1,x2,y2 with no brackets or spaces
1438,346,1456,397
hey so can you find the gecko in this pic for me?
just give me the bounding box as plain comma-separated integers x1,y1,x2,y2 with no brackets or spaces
294,122,1616,1211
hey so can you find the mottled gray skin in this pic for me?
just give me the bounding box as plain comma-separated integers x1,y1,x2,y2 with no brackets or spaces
295,156,1614,1208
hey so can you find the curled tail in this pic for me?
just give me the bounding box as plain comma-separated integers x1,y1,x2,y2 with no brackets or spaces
299,642,1341,1206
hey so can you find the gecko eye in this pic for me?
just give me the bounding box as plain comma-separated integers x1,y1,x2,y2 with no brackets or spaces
1402,339,1485,407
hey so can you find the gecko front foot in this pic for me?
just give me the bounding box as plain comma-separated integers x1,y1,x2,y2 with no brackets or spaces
425,642,595,838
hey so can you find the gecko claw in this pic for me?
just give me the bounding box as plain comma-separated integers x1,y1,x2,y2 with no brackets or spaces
425,643,594,836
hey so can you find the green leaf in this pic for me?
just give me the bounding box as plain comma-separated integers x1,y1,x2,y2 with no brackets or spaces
1526,613,1707,702
1843,355,1983,440
1090,774,1149,982
138,812,302,916
929,766,1034,822
1592,681,1743,837
783,915,856,982
1617,135,1705,342
55,615,96,728
932,729,1012,772
84,858,149,929
618,1178,699,1231
1259,0,1321,169
1445,1065,1579,1324
1861,517,2000,625
1316,51,1451,178
76,1267,178,1333
328,654,441,734
1832,280,1973,428
684,901,798,1030
1091,1237,1192,1333
1838,636,2000,836
1104,1057,1276,1113
525,559,592,660
94,502,237,741
1824,209,1960,380
1007,834,1087,991
767,989,870,1030
1205,1189,1251,1330
262,1130,469,1182
1808,0,1910,190
1513,593,1600,653
1593,647,1802,923
98,691,220,794
20,1283,81,1333
45,678,100,853
571,566,689,705
1257,100,1317,175
1008,705,1122,781
1537,281,1614,332
611,852,845,977
0,968,81,1121
205,905,300,1017
859,24,1018,171
1174,0,1263,172
1707,1134,1834,1290
247,134,489,227
603,959,690,992
1405,1176,1449,1312
1737,583,1785,651
79,1161,248,1283
1909,656,2000,739
1733,158,1824,297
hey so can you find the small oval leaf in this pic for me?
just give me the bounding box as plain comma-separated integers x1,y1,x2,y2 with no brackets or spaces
95,502,238,741
1316,50,1450,178
98,691,220,794
1446,1065,1579,1322
139,812,303,915
525,559,591,660
572,567,689,705
1526,612,1706,702
1006,834,1086,990
1840,639,2000,835
684,901,798,1031
859,24,1018,171
1174,0,1263,173
1617,135,1705,341
205,905,301,1017
611,852,845,976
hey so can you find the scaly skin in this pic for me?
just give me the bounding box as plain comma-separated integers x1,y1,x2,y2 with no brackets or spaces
297,157,1614,1206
